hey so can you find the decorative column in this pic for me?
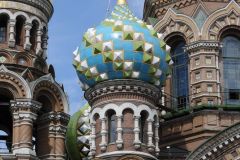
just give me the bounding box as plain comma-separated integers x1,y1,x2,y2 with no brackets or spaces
24,23,32,51
42,29,48,59
37,112,69,160
99,118,107,151
36,29,43,56
11,99,41,157
116,116,123,149
90,121,96,156
155,122,160,156
133,115,141,149
147,119,155,152
8,19,16,47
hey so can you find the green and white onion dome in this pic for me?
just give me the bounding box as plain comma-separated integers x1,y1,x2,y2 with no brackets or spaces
66,104,91,160
73,0,173,91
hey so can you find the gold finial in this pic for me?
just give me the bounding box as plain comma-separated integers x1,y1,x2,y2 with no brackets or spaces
117,0,127,5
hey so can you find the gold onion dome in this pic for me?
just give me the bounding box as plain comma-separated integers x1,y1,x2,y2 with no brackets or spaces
73,0,173,91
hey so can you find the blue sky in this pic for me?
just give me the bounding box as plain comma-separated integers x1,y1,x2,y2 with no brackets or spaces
47,0,144,114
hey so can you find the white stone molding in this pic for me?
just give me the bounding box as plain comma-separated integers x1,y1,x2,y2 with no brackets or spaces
90,121,96,156
0,9,14,19
186,122,240,160
154,8,199,42
99,117,107,152
0,65,32,98
13,11,30,22
8,19,16,47
154,122,160,156
133,115,141,149
91,103,158,124
11,99,42,122
42,27,48,59
29,16,42,28
97,151,158,160
24,22,32,51
118,102,137,117
30,74,69,113
116,116,123,149
10,99,42,156
201,0,240,40
36,29,43,56
147,119,155,152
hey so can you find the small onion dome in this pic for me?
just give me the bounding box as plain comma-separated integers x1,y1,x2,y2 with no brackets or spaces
66,104,91,160
73,0,173,90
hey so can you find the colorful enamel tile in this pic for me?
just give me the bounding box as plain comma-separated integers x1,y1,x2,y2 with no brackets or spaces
73,1,173,90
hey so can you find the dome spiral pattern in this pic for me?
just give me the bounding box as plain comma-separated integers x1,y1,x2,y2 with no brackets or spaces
73,2,173,90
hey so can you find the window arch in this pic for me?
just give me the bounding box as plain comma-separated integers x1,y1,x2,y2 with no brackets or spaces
139,111,148,144
167,35,189,110
222,34,240,104
15,16,25,46
107,110,116,143
34,93,54,157
0,88,13,153
0,14,9,43
30,20,39,51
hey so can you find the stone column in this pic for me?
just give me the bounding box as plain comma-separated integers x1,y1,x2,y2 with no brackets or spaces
90,121,96,156
99,118,107,152
133,116,141,149
8,19,16,47
155,122,160,156
24,23,32,51
42,29,48,59
147,119,154,152
37,112,69,160
36,29,43,56
11,99,41,157
116,116,123,149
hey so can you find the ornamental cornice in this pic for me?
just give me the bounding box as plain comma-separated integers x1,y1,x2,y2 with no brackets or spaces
186,122,240,160
49,124,68,136
2,0,53,19
84,80,161,107
185,41,221,52
11,99,42,114
38,112,70,125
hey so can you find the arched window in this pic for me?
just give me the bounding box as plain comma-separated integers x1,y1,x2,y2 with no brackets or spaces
222,35,240,104
15,16,25,46
170,38,189,110
30,20,39,51
107,110,116,143
0,89,13,153
0,14,9,43
139,111,148,144
34,93,54,156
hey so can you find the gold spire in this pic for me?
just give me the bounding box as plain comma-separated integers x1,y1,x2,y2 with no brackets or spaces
117,0,127,5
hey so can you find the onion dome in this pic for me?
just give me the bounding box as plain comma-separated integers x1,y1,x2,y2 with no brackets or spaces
73,0,173,90
66,104,91,160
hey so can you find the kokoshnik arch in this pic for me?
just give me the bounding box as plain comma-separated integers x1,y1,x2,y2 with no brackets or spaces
0,0,70,160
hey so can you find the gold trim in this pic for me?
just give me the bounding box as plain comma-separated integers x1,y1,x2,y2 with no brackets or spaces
117,0,127,5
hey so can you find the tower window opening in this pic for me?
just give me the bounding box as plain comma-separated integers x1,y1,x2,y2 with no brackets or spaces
30,21,39,51
0,14,9,43
139,111,148,144
168,37,189,110
107,110,116,143
222,34,240,104
15,16,25,46
229,89,240,100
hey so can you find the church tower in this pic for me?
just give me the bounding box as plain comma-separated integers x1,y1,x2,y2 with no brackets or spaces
67,0,172,159
0,0,69,159
143,0,240,159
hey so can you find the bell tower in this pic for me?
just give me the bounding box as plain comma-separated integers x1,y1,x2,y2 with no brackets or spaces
0,0,70,160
